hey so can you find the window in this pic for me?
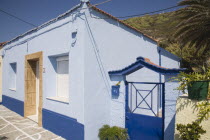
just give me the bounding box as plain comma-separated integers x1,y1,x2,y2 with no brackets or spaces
9,63,17,90
56,56,69,99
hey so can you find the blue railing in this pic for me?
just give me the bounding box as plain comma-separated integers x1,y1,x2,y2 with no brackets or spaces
126,82,164,117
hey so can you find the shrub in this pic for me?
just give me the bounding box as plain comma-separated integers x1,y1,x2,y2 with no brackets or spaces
197,101,210,123
177,121,206,140
98,125,129,140
176,100,210,140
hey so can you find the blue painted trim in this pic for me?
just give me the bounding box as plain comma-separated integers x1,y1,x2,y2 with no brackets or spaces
2,95,24,116
109,56,186,76
162,83,165,140
42,108,84,140
125,81,129,113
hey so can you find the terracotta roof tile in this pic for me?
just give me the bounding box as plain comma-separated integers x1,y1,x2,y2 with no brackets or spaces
0,42,7,46
109,56,186,75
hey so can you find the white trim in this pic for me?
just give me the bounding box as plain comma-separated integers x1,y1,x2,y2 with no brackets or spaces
9,88,16,91
56,56,69,99
46,97,69,104
56,56,69,61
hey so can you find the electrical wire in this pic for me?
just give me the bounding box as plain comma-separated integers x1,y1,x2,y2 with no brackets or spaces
91,5,180,19
93,0,112,6
0,8,37,27
0,1,179,27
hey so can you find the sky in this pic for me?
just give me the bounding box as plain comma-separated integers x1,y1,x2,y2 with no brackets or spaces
0,0,181,43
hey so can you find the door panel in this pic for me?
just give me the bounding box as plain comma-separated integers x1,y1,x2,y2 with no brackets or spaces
25,61,37,116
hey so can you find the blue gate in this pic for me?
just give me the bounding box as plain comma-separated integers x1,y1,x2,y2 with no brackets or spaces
125,82,165,140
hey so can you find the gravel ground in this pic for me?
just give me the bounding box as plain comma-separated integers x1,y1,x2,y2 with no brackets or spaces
0,105,65,140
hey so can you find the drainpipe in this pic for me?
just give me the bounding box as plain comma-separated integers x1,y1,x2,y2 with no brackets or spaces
158,48,162,112
158,49,162,83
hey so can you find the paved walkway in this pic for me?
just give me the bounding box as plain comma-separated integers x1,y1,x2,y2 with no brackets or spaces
0,105,65,140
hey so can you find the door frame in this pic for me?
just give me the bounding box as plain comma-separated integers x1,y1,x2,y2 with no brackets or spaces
24,52,43,126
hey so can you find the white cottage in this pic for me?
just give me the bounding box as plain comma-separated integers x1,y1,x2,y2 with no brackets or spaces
1,1,185,140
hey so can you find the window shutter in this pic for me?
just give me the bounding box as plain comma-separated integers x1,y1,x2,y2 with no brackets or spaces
57,59,69,98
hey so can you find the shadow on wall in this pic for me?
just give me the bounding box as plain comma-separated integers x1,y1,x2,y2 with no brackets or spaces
174,96,198,140
157,47,180,62
165,115,176,140
48,57,57,71
173,96,204,140
0,136,8,140
174,133,182,140
176,95,199,113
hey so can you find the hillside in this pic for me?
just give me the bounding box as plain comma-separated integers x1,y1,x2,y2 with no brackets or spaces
124,12,210,72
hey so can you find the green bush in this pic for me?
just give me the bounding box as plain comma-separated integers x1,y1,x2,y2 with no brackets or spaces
176,99,210,140
174,67,210,95
177,121,206,140
197,101,210,123
98,125,129,140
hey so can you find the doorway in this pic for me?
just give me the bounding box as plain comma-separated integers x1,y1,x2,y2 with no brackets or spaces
24,52,43,126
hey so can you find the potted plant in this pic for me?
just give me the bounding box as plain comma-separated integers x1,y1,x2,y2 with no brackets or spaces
176,68,210,100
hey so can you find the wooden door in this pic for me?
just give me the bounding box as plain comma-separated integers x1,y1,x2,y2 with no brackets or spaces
24,52,43,126
25,60,37,116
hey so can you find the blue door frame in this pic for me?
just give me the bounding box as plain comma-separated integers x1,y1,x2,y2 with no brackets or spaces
125,82,165,140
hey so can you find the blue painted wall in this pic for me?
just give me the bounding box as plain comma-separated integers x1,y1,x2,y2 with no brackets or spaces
2,95,24,116
42,109,84,140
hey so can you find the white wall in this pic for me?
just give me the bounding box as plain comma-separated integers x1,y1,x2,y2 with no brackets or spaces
83,11,111,140
164,75,181,140
2,3,182,140
175,96,210,140
85,7,181,132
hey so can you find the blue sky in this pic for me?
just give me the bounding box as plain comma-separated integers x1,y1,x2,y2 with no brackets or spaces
0,0,181,42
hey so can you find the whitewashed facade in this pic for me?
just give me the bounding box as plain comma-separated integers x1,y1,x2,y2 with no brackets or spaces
1,2,182,140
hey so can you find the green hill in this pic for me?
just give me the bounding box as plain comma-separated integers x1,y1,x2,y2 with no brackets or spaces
124,12,210,72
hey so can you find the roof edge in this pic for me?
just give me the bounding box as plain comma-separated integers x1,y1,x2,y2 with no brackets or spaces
109,56,186,75
87,3,158,43
3,3,82,47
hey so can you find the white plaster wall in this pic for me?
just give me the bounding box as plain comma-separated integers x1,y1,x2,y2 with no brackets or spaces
159,47,180,69
164,76,181,140
86,7,181,131
2,3,182,140
83,13,111,140
110,81,126,127
2,9,85,124
175,96,210,140
2,42,27,101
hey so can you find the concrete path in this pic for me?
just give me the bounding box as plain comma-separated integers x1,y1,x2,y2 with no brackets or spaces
0,105,65,140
